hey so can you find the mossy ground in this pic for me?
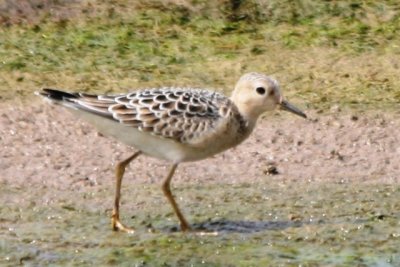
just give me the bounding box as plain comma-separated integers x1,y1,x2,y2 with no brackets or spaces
1,181,399,266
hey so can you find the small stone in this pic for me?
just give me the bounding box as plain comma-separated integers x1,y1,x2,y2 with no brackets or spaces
330,105,341,113
351,115,359,121
297,140,303,146
330,150,344,161
289,214,303,221
264,165,279,176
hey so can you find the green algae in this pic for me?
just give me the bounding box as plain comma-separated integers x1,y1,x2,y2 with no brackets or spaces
1,181,399,266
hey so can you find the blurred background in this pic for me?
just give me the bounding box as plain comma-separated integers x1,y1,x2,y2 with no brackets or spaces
0,0,399,110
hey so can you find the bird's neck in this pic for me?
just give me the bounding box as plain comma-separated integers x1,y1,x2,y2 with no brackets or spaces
231,101,261,128
229,103,259,141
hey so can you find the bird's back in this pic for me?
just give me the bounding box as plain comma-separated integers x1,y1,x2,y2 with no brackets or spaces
38,88,251,162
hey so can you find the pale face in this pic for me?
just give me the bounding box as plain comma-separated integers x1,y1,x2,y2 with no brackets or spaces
250,75,281,112
231,72,306,120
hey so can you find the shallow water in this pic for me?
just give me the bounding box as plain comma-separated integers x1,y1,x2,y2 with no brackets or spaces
1,180,399,266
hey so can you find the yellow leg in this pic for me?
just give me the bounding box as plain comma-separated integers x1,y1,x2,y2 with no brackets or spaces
162,164,191,232
111,151,141,233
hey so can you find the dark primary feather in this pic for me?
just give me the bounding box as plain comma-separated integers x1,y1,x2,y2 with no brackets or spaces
39,88,79,101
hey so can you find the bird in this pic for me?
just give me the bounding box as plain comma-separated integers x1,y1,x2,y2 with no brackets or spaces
37,72,307,234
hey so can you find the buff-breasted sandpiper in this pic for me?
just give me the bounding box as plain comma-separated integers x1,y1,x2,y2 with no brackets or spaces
37,72,307,234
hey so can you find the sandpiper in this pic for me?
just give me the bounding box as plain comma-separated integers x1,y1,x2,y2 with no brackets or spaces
37,72,306,233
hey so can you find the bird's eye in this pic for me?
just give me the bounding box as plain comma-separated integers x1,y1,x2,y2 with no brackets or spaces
256,87,266,95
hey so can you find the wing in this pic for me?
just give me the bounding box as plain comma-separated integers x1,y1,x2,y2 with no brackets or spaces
41,88,233,144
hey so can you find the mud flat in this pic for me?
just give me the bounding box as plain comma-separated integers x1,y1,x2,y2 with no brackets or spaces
1,103,399,266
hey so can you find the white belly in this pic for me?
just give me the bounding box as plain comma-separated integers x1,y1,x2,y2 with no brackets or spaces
69,109,226,163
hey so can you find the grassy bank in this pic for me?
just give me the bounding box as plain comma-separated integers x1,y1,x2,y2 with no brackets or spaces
1,0,399,110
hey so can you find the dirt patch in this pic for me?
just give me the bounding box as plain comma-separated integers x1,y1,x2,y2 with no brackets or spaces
1,102,399,189
1,102,399,266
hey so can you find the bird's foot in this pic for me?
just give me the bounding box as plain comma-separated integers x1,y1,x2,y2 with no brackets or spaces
112,215,135,234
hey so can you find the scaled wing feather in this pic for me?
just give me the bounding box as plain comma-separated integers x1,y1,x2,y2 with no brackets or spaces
68,88,230,143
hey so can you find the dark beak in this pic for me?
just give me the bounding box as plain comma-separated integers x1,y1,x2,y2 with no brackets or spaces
280,99,307,119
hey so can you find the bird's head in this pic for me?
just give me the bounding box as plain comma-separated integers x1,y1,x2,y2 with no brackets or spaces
230,72,306,122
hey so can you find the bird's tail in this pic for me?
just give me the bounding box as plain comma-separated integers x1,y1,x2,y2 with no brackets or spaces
36,88,115,118
36,88,79,102
35,88,87,112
